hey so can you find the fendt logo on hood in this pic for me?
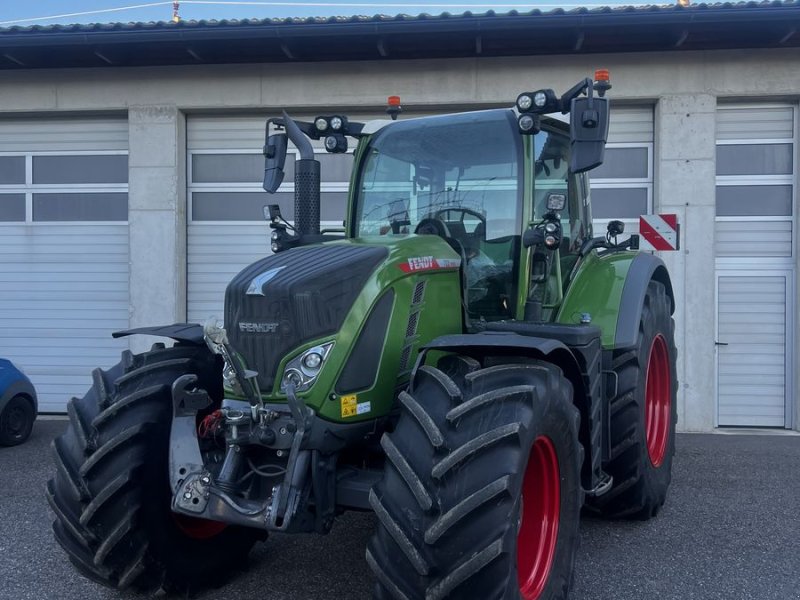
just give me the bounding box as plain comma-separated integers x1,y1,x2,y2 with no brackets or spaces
238,322,280,334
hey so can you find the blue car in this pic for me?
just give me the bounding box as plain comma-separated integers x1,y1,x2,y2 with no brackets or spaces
0,359,37,446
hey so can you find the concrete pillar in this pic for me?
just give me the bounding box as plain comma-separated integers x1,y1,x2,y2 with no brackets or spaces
127,105,186,353
795,261,799,431
654,94,717,431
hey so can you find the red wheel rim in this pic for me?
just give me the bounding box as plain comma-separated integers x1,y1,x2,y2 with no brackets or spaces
645,334,671,467
517,436,560,600
172,513,228,540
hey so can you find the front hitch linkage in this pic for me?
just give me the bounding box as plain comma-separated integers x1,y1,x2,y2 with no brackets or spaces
168,327,313,532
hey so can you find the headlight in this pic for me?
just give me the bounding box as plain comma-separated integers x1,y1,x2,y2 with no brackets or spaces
324,134,348,153
314,117,328,132
282,369,304,389
517,94,533,111
518,114,535,132
330,116,343,131
281,342,334,392
303,352,323,370
533,91,547,108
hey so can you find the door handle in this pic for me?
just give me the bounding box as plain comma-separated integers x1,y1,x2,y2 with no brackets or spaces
715,341,728,346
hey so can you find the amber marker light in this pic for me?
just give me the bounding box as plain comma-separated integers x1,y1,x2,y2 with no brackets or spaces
386,95,403,120
594,69,612,96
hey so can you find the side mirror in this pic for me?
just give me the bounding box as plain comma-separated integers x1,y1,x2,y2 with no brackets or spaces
569,95,609,173
263,131,288,194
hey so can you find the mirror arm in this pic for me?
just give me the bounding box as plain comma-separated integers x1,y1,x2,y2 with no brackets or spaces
578,236,610,257
578,234,640,257
559,77,592,113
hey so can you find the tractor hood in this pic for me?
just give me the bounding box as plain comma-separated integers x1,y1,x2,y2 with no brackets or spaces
225,243,389,391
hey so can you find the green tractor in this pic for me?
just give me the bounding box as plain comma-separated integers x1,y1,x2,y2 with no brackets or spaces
47,72,677,599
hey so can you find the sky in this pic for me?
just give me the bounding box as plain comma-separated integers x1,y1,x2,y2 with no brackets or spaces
0,1,645,27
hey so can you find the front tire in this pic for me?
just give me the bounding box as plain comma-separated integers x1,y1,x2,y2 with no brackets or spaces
588,280,678,519
368,359,582,600
47,344,262,594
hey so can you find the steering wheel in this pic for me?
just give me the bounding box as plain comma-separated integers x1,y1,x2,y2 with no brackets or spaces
432,207,486,236
414,217,451,237
433,206,486,225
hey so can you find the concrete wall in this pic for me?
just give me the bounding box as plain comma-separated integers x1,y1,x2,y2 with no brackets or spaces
0,47,797,430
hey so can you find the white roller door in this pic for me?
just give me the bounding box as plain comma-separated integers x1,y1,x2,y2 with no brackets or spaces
715,105,796,428
0,117,130,412
589,106,654,234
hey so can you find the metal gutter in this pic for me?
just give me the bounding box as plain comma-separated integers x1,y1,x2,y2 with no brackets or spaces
0,3,797,66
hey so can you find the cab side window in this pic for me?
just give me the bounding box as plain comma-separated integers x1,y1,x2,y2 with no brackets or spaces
534,129,590,255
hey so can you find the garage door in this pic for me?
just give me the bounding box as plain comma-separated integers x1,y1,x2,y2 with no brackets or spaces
0,117,130,412
589,106,654,232
715,105,796,428
186,115,353,323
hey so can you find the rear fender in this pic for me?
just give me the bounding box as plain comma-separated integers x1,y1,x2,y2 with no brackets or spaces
557,252,674,349
615,254,674,349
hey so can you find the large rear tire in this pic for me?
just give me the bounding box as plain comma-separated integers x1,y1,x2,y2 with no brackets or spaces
368,358,582,600
588,280,678,519
47,344,262,594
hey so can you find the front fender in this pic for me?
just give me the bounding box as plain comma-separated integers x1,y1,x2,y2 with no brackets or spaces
417,331,579,379
112,323,205,345
557,252,674,349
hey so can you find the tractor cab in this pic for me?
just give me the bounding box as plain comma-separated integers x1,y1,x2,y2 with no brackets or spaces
263,73,611,327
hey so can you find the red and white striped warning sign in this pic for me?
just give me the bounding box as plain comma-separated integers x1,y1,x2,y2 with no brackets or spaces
639,214,679,251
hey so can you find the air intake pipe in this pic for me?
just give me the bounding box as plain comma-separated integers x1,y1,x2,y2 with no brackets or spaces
282,111,320,236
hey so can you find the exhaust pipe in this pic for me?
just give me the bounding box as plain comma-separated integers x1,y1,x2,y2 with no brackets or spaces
282,111,320,236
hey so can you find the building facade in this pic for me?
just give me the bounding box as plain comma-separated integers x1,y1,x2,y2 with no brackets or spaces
0,3,798,431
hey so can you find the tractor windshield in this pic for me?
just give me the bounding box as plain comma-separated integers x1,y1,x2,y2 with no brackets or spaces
353,109,522,320
353,109,522,240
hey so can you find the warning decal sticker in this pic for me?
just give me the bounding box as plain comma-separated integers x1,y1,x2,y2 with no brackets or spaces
341,395,372,418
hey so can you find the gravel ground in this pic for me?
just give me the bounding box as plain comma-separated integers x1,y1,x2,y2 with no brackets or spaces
1,419,798,600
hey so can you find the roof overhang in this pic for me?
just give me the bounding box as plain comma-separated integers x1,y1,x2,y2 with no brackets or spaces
0,2,798,70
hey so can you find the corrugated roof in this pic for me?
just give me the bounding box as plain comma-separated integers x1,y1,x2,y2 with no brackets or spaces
0,2,798,69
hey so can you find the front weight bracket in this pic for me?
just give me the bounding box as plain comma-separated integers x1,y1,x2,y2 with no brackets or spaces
169,374,212,493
